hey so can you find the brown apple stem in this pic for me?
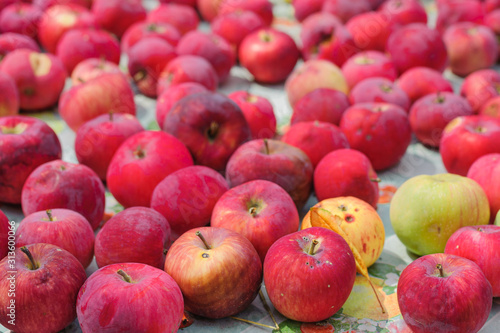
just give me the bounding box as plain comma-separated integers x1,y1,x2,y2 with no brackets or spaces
263,139,270,155
370,178,381,183
60,164,66,171
259,290,280,331
436,264,444,277
195,231,211,249
308,239,319,255
478,227,484,232
109,112,114,122
249,206,258,217
46,209,53,221
367,277,385,314
20,246,39,270
435,92,445,103
117,269,132,283
77,77,85,83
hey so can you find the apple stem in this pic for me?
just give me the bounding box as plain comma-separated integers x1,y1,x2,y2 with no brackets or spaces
367,277,385,314
109,112,114,122
230,316,278,330
46,209,53,221
308,239,319,255
133,146,145,159
264,139,270,155
20,246,39,270
436,264,444,277
249,206,258,217
435,92,445,104
259,289,280,331
207,121,219,140
370,178,381,183
478,227,484,232
133,70,146,82
117,269,132,283
195,231,211,249
60,164,66,171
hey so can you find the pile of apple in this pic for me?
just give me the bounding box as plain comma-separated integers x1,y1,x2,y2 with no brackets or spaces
1,0,500,332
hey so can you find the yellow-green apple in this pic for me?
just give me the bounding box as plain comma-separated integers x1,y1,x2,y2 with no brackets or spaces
75,113,144,181
445,225,500,297
127,37,177,98
292,0,323,21
0,210,10,260
436,0,485,34
340,102,412,170
37,4,98,54
345,11,394,51
285,59,349,107
313,150,380,208
163,92,250,171
397,253,492,333
390,173,490,256
211,179,300,262
33,0,92,10
16,209,95,268
156,82,207,130
291,88,350,126
106,130,193,208
218,0,273,26
263,227,356,322
341,51,398,90
0,243,87,333
281,121,349,168
21,159,105,230
151,165,229,240
147,3,199,36
164,227,262,318
0,32,39,61
467,153,500,223
239,28,300,84
299,12,358,66
70,58,122,86
480,96,500,118
443,22,498,77
156,55,218,95
0,71,18,116
0,49,66,111
0,3,42,39
58,72,136,132
228,90,276,139
94,207,171,269
56,28,120,74
396,66,453,105
440,115,500,176
321,0,372,23
460,69,500,112
91,0,146,39
225,139,314,210
379,0,428,27
77,262,184,333
211,10,265,52
301,197,385,267
409,92,474,147
0,116,62,204
349,77,410,111
176,30,236,83
121,21,181,53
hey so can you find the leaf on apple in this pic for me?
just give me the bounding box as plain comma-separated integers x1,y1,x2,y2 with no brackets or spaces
310,207,385,314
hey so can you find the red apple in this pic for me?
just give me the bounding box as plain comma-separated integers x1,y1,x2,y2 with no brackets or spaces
21,159,105,230
396,66,454,105
94,207,171,269
56,28,120,74
160,0,196,7
290,88,350,126
378,0,428,27
228,90,276,139
460,69,500,112
349,77,410,111
436,0,485,34
484,9,500,59
225,139,314,210
440,115,500,176
345,10,395,51
486,0,500,13
480,96,500,118
0,3,42,39
0,243,87,333
0,116,62,204
58,72,136,132
163,92,250,171
0,32,39,61
0,49,66,111
409,92,474,147
16,209,95,268
197,0,224,22
341,50,398,89
151,165,229,240
91,0,146,39
77,262,184,333
211,10,265,52
33,0,92,10
397,253,492,333
164,226,262,318
211,179,300,262
70,57,122,85
218,0,273,26
239,28,300,84
147,3,199,36
0,71,19,116
467,153,500,223
340,102,412,170
0,210,11,260
120,21,181,53
321,0,372,23
74,113,144,181
292,0,323,21
106,130,194,208
263,227,356,322
314,148,380,207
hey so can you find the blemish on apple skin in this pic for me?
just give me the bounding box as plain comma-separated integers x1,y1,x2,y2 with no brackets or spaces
362,243,367,253
345,214,355,223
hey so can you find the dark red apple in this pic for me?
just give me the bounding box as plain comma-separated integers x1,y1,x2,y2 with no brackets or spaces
211,10,265,52
120,21,181,53
396,66,454,105
341,50,398,90
290,88,350,126
460,69,500,112
349,77,410,111
0,71,19,117
147,3,199,36
0,3,42,39
91,0,146,38
0,32,39,61
321,0,372,23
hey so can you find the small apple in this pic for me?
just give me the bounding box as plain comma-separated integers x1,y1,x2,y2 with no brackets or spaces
460,69,500,113
147,3,199,36
0,3,42,39
349,77,410,111
396,66,453,105
91,0,146,39
121,21,181,53
70,57,122,85
0,71,19,116
290,88,350,126
341,50,398,90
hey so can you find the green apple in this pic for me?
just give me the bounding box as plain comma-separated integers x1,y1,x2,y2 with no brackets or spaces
390,173,490,256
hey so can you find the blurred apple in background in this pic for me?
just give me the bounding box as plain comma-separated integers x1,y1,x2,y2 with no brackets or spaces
106,130,194,208
396,66,454,105
321,0,372,23
74,113,144,181
147,3,199,36
480,96,500,118
33,0,92,10
290,88,350,126
460,69,500,112
94,207,171,269
0,116,62,204
197,0,224,22
0,243,87,333
70,58,122,85
345,11,394,51
165,227,262,319
0,71,19,116
264,227,356,322
378,0,428,27
436,0,485,34
0,3,42,39
211,179,299,262
313,149,379,208
121,21,181,53
159,0,196,8
341,51,398,90
301,197,385,268
397,253,492,333
292,0,323,21
91,0,146,39
77,263,184,333
0,210,10,260
0,32,40,61
16,209,95,268
217,0,273,26
390,173,490,256
349,77,410,111
151,165,229,240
